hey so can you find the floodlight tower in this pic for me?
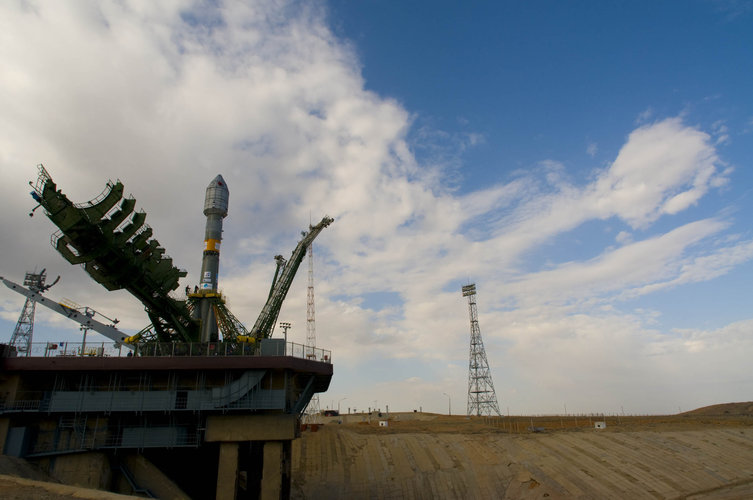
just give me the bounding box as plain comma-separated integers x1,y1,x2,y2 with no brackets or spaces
305,241,321,420
462,284,501,417
9,269,56,356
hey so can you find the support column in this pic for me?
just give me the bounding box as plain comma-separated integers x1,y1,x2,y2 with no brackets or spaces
0,374,20,454
260,440,292,500
0,418,10,454
281,440,291,500
216,442,239,500
204,414,298,500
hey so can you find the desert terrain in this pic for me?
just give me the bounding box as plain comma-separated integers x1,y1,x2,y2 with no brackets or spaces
292,403,753,499
1,403,751,499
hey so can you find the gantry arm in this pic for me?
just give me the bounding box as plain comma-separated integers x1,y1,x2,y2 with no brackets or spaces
1,276,133,347
249,216,334,340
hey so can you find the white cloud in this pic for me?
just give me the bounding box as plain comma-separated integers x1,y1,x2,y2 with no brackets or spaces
635,107,654,124
589,118,722,228
615,230,632,245
0,1,750,415
505,219,732,307
712,120,731,145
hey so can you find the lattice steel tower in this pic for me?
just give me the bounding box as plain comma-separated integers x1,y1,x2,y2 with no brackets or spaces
462,284,501,416
10,269,54,356
304,241,321,420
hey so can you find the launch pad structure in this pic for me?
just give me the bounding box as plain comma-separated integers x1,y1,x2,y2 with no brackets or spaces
0,165,334,500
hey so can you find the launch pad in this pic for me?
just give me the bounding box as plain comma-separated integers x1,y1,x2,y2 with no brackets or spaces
1,165,334,499
0,340,332,499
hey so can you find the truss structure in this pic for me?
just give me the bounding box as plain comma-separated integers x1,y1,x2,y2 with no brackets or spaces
303,242,321,423
9,270,48,355
462,284,501,417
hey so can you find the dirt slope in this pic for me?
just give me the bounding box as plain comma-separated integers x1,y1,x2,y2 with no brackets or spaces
684,401,753,417
0,475,142,500
293,414,753,499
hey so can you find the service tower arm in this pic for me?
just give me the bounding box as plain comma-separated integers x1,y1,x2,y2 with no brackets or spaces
248,216,334,341
28,165,198,343
1,276,132,347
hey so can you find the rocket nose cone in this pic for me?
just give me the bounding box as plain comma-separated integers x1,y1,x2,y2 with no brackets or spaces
208,174,228,191
204,174,230,216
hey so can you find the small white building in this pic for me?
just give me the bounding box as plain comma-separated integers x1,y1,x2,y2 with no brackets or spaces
594,421,607,429
379,421,389,427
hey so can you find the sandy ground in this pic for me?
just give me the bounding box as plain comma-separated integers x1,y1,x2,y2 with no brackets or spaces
292,412,753,499
0,474,142,500
0,456,141,499
2,406,751,499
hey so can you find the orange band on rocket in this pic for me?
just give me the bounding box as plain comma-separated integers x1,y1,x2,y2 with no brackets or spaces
204,239,221,252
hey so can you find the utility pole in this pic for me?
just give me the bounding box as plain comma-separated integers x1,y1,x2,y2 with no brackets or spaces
462,284,501,417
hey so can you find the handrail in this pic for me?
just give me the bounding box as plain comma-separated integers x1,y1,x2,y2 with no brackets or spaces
1,340,332,363
72,180,119,209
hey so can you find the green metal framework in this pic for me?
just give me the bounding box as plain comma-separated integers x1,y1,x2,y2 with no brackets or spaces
31,165,197,342
29,165,334,349
249,216,334,340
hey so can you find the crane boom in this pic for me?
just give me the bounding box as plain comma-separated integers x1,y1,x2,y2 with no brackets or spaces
249,216,334,341
1,276,132,347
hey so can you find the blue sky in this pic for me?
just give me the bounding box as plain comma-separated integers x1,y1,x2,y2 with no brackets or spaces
329,0,753,332
1,0,752,415
334,1,752,175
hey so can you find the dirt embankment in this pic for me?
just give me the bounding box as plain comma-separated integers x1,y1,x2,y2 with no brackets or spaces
683,401,753,417
0,456,141,500
293,410,753,499
2,405,752,499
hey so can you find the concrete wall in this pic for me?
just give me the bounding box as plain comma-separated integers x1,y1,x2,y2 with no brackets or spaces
205,414,298,442
43,452,112,490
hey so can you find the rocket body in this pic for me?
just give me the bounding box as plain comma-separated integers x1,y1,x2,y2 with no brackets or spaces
197,175,229,342
199,175,229,292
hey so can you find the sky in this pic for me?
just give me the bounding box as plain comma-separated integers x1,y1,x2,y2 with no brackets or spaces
1,0,752,416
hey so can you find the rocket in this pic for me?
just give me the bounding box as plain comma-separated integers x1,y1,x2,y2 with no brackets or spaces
196,175,229,342
200,175,229,292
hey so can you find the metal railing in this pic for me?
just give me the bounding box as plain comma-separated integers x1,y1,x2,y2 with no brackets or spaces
72,179,118,209
26,424,203,456
3,340,332,363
